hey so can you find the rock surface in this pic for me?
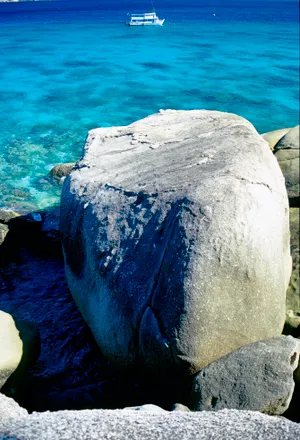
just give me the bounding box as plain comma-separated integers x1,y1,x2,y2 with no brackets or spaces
1,405,299,440
0,311,23,389
61,110,291,379
190,336,300,415
0,210,19,245
0,224,8,246
262,128,291,151
285,208,300,334
0,393,28,419
1,318,40,398
274,126,300,207
48,163,75,183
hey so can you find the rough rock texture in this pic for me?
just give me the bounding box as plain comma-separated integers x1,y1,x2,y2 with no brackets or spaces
274,126,300,207
0,393,28,419
61,110,291,379
190,336,300,415
262,128,291,151
0,210,20,225
284,208,300,334
0,210,19,245
0,224,8,246
1,407,300,440
48,163,75,183
0,311,22,389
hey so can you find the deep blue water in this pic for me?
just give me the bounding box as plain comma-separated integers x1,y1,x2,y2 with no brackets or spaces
0,0,299,211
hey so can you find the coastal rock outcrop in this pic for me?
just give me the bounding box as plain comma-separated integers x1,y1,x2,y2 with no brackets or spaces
1,402,300,440
60,109,291,379
262,125,299,207
284,207,300,334
189,335,300,415
274,126,299,207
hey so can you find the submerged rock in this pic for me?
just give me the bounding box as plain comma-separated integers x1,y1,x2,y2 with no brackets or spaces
61,110,291,380
190,336,300,415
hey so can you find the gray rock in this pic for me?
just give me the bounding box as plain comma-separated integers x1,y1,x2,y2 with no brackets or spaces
171,403,190,412
0,210,19,245
48,163,75,182
61,110,291,379
285,208,300,333
1,406,300,440
262,128,291,151
0,224,8,246
274,126,299,207
190,336,300,415
275,126,300,152
0,392,28,419
0,210,20,225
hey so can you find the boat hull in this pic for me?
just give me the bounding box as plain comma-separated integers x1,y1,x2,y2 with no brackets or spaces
127,19,165,26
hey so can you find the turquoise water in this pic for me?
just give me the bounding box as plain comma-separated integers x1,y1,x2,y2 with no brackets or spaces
0,1,299,211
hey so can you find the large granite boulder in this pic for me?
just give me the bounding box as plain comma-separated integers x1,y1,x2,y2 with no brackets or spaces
61,110,291,379
189,336,300,415
1,405,300,440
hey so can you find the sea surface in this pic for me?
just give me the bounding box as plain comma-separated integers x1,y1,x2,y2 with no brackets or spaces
0,0,299,211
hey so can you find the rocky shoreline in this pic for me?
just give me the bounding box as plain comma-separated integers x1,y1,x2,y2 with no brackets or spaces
0,110,299,438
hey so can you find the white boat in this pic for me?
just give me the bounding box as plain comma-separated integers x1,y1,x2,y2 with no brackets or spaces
126,12,165,26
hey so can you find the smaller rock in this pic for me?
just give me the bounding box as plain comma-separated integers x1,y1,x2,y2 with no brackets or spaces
2,318,40,397
0,392,28,420
0,311,23,389
274,126,299,206
0,223,8,246
0,210,20,225
262,128,291,151
171,403,190,412
122,404,168,413
284,208,300,335
48,163,75,182
274,126,300,152
190,336,300,415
